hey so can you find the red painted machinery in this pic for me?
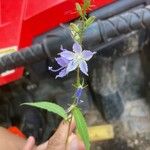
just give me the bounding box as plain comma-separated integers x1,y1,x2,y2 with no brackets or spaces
0,0,114,86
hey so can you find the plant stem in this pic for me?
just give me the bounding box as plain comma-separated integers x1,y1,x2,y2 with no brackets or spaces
79,16,86,45
65,115,73,150
77,66,80,85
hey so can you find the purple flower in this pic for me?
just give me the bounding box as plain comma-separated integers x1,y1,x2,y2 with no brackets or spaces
48,57,69,78
75,86,83,104
49,42,96,78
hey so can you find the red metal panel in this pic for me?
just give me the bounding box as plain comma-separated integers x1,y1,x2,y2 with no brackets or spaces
20,0,115,47
0,0,1,24
0,0,27,85
23,0,115,38
0,0,26,47
0,68,24,86
0,0,115,86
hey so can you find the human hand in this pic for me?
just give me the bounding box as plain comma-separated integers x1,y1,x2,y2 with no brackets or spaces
23,119,85,150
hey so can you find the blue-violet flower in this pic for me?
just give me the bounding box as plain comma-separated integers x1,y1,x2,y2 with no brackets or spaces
75,86,83,104
49,42,96,78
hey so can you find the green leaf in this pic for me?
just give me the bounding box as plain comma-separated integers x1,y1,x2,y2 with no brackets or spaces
72,106,90,150
70,23,80,33
85,16,95,28
21,102,67,119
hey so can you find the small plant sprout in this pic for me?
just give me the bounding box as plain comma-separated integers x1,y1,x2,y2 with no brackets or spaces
22,1,96,150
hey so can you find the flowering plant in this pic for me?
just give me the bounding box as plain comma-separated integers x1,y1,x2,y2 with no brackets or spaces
22,1,95,149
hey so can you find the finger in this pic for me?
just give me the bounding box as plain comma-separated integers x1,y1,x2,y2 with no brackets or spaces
23,136,35,150
67,133,85,150
36,141,48,150
47,119,76,149
69,117,76,134
54,118,76,140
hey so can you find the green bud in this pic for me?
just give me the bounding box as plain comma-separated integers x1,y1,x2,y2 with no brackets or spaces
75,3,83,16
70,30,80,43
85,16,96,27
83,0,91,10
70,23,80,33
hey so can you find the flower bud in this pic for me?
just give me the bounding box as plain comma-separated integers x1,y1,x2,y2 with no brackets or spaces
70,23,80,33
75,3,83,16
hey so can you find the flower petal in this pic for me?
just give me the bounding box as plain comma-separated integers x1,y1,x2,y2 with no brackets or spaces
48,66,64,72
55,57,69,67
59,51,74,60
56,68,67,78
82,50,96,61
75,87,83,100
73,42,82,53
66,60,78,73
79,60,88,76
60,45,68,51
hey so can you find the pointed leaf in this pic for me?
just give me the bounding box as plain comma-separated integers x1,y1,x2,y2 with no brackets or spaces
21,102,67,119
72,106,90,150
70,23,80,33
85,16,95,28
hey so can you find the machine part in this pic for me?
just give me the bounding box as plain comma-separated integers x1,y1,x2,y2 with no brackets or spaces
0,43,51,73
20,107,46,144
95,29,150,57
84,5,150,47
89,0,150,20
0,6,150,73
100,92,124,121
88,125,114,142
0,0,114,86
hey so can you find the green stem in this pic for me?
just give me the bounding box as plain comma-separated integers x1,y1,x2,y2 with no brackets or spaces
77,66,80,86
79,17,86,45
65,115,73,150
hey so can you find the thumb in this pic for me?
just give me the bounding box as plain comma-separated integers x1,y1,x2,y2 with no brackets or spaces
23,136,36,150
67,134,85,150
47,119,75,150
